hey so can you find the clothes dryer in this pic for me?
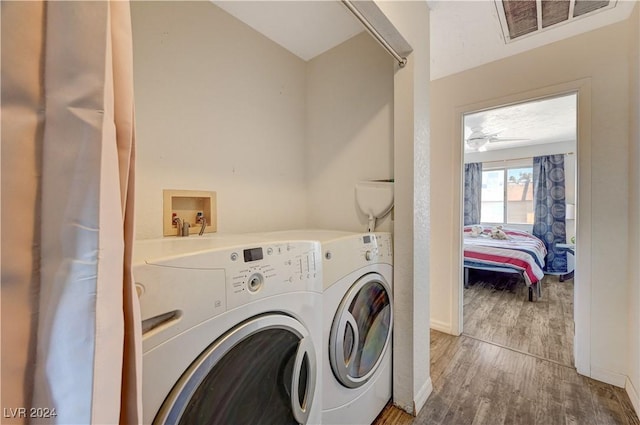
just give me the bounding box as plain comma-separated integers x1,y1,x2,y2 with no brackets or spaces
134,235,323,424
259,230,394,424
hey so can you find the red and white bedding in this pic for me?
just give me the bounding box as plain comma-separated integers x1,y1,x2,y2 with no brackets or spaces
463,226,547,287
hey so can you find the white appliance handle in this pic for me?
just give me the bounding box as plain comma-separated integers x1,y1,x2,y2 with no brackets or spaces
291,336,316,424
336,311,360,371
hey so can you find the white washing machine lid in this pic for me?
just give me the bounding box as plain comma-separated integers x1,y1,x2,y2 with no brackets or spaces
257,229,359,244
133,233,293,266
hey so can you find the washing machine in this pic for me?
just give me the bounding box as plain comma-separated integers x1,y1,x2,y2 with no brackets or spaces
133,234,323,424
259,230,394,424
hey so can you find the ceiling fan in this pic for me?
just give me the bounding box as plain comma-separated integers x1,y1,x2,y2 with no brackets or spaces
465,127,529,151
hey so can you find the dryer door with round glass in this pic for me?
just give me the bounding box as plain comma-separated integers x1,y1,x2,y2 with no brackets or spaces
155,314,317,425
329,272,393,389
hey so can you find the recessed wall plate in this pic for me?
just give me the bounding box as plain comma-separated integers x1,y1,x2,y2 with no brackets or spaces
163,189,217,236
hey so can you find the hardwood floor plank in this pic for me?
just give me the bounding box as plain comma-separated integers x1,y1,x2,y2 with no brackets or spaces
503,394,537,425
465,293,496,341
469,397,492,425
614,385,640,425
486,287,521,347
513,351,538,401
535,390,566,425
589,379,633,425
470,395,509,425
440,389,480,425
464,274,573,367
374,404,414,425
506,303,532,354
533,357,564,401
427,338,479,424
561,379,597,424
430,331,460,384
373,331,639,425
415,391,453,425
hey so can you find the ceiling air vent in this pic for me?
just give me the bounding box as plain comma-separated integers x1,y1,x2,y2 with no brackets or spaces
496,0,615,42
573,0,611,17
542,0,571,28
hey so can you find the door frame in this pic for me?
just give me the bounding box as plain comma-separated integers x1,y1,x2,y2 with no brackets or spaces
452,79,592,377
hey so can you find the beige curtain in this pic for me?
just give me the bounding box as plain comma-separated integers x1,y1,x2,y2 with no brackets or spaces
1,1,141,424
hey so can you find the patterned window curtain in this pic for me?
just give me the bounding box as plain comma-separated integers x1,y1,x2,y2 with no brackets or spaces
464,163,482,225
532,155,567,273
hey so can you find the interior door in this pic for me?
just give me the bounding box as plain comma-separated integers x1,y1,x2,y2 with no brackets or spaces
329,272,393,389
155,314,316,425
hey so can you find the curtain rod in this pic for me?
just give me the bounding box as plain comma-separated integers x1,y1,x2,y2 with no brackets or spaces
476,152,575,165
341,0,407,68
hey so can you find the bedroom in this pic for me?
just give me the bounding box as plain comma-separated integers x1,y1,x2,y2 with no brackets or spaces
461,93,577,367
429,1,640,419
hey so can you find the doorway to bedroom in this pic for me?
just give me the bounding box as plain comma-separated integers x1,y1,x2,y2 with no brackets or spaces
460,93,577,367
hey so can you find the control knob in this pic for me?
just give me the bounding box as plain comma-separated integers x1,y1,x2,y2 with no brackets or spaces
247,273,264,293
365,250,373,261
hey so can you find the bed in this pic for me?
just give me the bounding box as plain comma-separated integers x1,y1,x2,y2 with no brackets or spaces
463,226,547,301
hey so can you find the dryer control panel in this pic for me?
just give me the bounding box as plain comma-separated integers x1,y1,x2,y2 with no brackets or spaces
226,241,322,310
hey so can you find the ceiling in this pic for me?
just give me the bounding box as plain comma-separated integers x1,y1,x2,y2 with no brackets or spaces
463,94,577,153
213,1,636,79
212,1,363,61
210,1,632,153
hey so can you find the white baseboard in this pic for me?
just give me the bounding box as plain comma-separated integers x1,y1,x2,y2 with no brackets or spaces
626,377,640,417
413,377,433,415
430,319,452,334
591,366,627,388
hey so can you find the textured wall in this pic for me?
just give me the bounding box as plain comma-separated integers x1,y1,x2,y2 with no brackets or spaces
375,0,432,415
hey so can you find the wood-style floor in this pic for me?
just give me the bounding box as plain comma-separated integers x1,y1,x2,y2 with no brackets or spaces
463,272,574,366
373,330,640,425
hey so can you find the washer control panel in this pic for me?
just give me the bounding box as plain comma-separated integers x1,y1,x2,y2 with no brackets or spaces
323,233,393,265
141,238,322,313
359,233,393,263
321,233,393,291
226,241,322,310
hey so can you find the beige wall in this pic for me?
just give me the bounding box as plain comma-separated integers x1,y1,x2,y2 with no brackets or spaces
131,2,308,239
131,3,397,239
627,2,640,413
306,32,394,232
431,18,631,383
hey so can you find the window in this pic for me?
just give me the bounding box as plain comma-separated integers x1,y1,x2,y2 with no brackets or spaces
481,165,534,224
